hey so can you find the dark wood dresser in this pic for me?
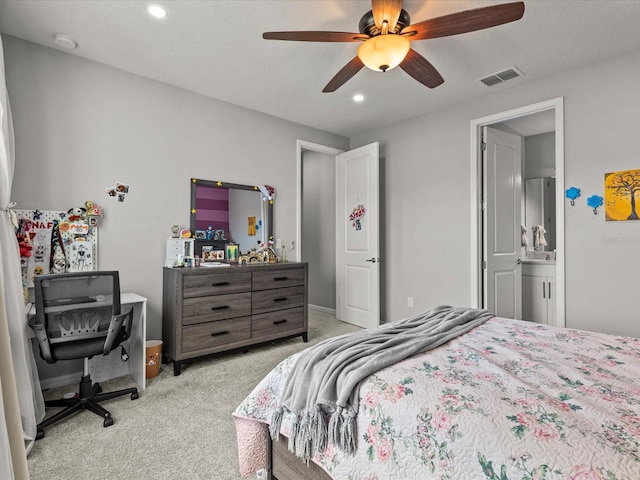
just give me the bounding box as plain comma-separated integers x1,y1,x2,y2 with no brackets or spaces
162,262,308,375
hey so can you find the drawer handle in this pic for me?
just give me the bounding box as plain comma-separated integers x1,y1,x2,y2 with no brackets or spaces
211,305,230,311
273,276,289,281
273,297,288,303
212,282,230,287
210,331,229,337
273,319,287,325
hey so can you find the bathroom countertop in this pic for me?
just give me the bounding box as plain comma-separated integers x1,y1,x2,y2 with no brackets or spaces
522,259,555,265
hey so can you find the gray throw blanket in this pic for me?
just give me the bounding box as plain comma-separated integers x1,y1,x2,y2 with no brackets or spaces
269,305,494,461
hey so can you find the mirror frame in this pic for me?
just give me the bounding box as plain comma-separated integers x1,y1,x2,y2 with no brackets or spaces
190,178,274,254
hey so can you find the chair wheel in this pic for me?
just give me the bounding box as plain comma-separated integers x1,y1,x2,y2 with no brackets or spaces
36,428,45,440
103,417,114,428
131,392,139,400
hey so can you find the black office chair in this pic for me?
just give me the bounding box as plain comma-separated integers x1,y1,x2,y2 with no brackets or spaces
29,271,139,439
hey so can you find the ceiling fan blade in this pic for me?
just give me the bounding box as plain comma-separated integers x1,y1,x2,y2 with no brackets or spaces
371,0,403,32
401,2,525,41
323,57,365,92
263,31,368,42
399,49,444,89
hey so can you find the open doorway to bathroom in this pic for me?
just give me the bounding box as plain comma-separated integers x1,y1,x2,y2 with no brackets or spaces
470,98,565,327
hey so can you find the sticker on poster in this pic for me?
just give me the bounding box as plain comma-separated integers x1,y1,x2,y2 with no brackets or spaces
349,204,366,230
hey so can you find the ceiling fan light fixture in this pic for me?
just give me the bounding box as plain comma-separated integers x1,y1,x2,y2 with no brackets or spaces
357,34,410,72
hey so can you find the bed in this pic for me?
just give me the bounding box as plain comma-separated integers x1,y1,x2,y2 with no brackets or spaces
233,308,640,480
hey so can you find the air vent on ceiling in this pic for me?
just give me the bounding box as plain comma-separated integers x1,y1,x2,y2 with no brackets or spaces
478,66,523,87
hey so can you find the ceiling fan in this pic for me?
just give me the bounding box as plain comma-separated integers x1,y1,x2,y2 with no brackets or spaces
263,1,525,92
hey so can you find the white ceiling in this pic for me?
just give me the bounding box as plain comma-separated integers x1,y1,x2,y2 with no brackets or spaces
1,0,640,137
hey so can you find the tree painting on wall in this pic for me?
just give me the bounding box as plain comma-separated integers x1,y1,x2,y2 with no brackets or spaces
604,169,640,221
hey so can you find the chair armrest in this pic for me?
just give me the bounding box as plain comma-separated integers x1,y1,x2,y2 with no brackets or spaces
28,316,53,363
103,306,133,355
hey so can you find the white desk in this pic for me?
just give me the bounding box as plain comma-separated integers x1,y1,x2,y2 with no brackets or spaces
30,292,147,390
88,293,147,390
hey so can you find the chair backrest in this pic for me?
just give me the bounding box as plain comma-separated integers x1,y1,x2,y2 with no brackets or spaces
31,271,125,362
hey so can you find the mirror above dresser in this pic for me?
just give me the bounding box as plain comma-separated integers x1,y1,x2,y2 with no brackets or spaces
190,178,274,256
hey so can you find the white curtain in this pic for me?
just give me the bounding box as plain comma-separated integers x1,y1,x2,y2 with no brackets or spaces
1,34,45,477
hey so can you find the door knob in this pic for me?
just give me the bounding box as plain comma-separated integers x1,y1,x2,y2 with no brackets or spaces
365,257,379,263
516,259,522,264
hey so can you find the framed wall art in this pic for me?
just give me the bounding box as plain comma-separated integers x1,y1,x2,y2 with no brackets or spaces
605,169,640,221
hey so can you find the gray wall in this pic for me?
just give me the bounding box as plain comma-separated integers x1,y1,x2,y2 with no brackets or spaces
6,34,640,342
301,150,336,310
351,48,640,338
3,35,349,341
525,132,555,179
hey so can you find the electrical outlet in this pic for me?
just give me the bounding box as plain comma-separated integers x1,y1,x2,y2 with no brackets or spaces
408,297,414,308
289,240,295,250
275,238,282,249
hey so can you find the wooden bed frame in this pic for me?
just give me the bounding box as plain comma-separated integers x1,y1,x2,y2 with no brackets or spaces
269,434,331,480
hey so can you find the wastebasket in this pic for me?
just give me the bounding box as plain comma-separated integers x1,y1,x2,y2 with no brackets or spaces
145,340,163,379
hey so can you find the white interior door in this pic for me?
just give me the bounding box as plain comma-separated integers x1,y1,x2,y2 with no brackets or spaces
483,127,522,319
336,142,380,329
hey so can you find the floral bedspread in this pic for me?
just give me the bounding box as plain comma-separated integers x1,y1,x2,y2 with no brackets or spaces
233,317,640,479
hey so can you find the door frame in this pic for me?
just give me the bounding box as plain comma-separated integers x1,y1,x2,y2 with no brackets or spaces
470,97,565,327
296,140,344,263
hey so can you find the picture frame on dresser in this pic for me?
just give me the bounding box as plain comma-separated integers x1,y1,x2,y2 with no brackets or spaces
225,243,239,263
201,245,214,261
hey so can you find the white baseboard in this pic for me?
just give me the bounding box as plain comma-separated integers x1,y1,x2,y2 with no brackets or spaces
39,372,80,391
309,304,336,315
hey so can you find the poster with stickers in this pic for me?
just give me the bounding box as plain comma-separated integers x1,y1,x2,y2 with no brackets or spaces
14,208,100,287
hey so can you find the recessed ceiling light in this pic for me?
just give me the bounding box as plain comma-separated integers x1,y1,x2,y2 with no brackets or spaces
54,33,77,49
148,5,167,19
353,94,364,103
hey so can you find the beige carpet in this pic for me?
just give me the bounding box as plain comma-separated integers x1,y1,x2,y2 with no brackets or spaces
27,309,360,480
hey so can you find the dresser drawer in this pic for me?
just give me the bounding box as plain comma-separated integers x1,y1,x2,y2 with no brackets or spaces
252,268,305,291
183,292,251,325
182,318,251,353
252,307,304,338
183,272,251,298
252,286,305,315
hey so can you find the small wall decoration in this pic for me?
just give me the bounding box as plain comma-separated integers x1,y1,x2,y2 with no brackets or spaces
107,182,131,203
587,195,603,215
565,187,581,206
248,216,257,236
349,204,366,230
604,169,640,221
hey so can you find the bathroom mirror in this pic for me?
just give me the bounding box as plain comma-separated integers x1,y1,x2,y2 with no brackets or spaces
524,177,555,251
190,178,273,256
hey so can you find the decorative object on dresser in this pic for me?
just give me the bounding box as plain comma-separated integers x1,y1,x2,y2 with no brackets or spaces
162,262,308,375
165,238,194,268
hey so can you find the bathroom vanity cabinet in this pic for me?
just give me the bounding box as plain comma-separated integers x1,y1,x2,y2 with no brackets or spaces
521,262,556,325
